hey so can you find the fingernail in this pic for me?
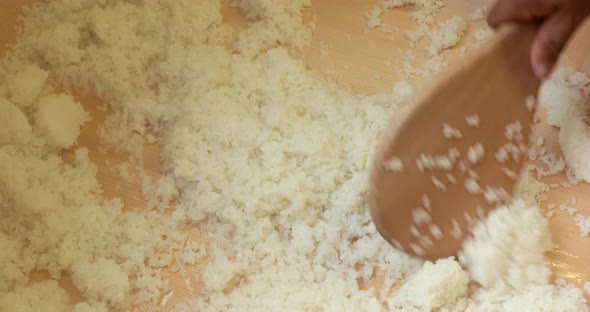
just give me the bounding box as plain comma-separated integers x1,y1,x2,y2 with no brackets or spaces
533,63,548,79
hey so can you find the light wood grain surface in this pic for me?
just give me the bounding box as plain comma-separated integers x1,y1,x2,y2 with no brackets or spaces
3,0,590,309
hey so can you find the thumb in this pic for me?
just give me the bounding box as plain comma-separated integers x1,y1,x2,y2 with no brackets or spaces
487,0,556,28
530,9,579,78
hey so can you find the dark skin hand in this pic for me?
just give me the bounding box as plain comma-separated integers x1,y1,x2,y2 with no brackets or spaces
487,0,590,79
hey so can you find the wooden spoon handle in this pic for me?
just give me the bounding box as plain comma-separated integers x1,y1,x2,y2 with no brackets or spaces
487,23,537,79
560,19,590,72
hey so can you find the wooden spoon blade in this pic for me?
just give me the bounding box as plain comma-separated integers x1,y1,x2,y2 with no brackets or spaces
369,24,540,260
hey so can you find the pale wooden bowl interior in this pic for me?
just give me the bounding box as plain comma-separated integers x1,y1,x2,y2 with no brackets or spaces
3,0,590,308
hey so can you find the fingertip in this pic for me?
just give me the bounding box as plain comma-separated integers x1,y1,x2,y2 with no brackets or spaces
486,4,502,28
530,11,578,80
531,40,553,80
533,62,549,79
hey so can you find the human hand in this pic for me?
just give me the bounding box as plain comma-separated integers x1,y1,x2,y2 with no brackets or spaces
487,0,590,79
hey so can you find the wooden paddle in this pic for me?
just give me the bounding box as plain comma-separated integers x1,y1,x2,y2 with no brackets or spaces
368,23,540,261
